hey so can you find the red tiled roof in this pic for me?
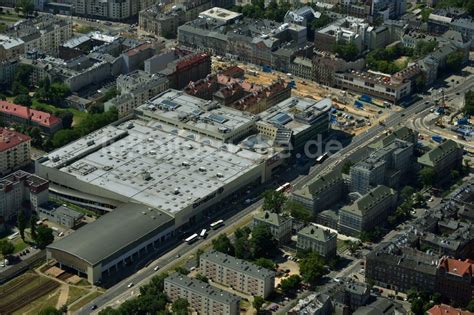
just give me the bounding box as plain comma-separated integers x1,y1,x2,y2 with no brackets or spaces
427,304,474,315
0,128,31,152
439,257,474,277
0,101,61,128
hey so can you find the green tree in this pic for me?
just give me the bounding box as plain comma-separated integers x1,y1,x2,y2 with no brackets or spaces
254,258,275,270
30,212,38,240
174,266,189,275
0,239,15,257
299,252,326,286
400,186,415,201
334,42,359,62
52,129,80,148
212,234,234,255
285,201,312,224
195,273,209,283
262,190,287,213
419,167,437,187
17,210,27,241
446,51,464,71
280,274,302,294
13,64,33,88
341,160,354,174
465,90,474,115
59,112,74,129
34,225,54,248
420,7,433,22
309,13,332,30
467,299,474,312
234,234,252,260
139,272,168,296
196,248,204,266
38,306,61,315
251,224,276,258
411,298,425,315
29,127,43,147
18,0,34,16
14,94,32,107
172,298,189,315
253,296,265,314
48,82,71,105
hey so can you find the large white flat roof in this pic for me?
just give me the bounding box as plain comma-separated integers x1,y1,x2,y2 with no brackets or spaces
41,119,265,216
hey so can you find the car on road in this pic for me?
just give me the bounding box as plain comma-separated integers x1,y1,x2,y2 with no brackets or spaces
127,282,134,288
91,305,97,310
154,265,160,271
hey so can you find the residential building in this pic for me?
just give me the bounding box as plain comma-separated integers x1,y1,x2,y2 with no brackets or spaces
200,250,276,298
312,52,365,87
0,59,18,85
0,101,62,134
418,140,464,179
366,241,440,293
158,52,211,90
139,0,212,38
104,70,169,116
368,126,417,150
0,171,49,225
314,16,369,53
38,204,84,228
353,297,407,315
72,0,154,20
0,129,31,176
427,304,474,315
3,15,72,57
296,225,337,259
289,293,332,315
252,211,292,243
291,170,344,214
288,57,313,81
178,8,308,69
164,274,240,315
334,278,371,310
339,185,397,236
0,35,24,62
350,139,414,194
437,257,474,306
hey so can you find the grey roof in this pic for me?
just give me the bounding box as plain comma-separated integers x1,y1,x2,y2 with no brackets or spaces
253,211,290,227
418,140,462,167
165,274,240,304
47,203,173,266
342,185,396,215
298,225,336,242
201,250,275,280
353,297,407,315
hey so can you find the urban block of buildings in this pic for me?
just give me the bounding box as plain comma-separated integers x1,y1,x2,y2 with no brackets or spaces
418,140,464,179
164,273,241,315
200,250,276,298
0,171,49,229
0,128,31,176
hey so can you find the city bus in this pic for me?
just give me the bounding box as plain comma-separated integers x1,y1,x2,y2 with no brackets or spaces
276,182,291,193
200,229,207,238
185,233,198,244
210,219,224,230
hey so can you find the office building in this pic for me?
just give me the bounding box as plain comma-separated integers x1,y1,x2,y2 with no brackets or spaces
38,204,84,228
252,211,292,243
291,170,344,214
200,250,275,298
0,128,31,176
0,171,49,225
418,140,464,179
0,101,62,134
104,70,169,116
437,257,474,306
164,274,240,315
314,16,369,53
297,225,337,259
366,241,440,293
339,185,397,236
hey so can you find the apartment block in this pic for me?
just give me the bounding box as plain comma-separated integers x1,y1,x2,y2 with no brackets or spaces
418,140,464,179
366,243,440,293
72,0,154,20
104,70,169,116
0,128,31,176
437,257,474,306
200,250,275,298
0,35,24,62
0,171,49,224
164,274,240,315
0,101,62,134
339,185,397,236
291,170,344,214
350,139,414,194
297,225,337,259
252,211,292,243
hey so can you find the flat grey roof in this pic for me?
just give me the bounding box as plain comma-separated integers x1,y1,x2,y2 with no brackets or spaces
201,250,275,279
165,274,240,305
47,202,173,266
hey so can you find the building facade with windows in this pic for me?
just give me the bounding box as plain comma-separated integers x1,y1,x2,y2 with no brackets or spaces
252,211,292,243
200,250,275,298
0,128,31,176
297,225,337,259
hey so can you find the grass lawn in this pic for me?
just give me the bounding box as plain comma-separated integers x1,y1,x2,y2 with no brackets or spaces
66,286,88,305
31,99,87,126
0,13,22,24
0,236,29,259
394,56,409,70
75,25,98,34
69,291,103,313
336,239,349,253
13,289,60,315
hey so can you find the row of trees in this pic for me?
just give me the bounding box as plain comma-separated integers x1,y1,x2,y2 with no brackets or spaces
231,0,291,22
17,211,55,248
